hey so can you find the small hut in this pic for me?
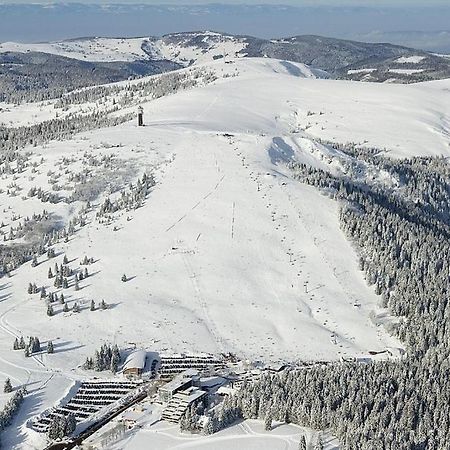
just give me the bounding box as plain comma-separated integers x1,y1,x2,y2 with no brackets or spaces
122,350,147,377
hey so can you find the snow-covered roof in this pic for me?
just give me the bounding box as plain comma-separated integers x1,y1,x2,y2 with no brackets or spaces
160,376,192,393
122,350,147,371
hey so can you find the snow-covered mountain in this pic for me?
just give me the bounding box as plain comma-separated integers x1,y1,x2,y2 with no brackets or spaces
2,31,450,83
0,56,449,448
0,32,247,64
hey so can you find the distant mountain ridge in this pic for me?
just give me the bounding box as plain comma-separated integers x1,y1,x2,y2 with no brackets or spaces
1,31,449,103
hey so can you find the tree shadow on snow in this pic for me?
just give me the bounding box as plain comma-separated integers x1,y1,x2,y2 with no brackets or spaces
1,390,44,449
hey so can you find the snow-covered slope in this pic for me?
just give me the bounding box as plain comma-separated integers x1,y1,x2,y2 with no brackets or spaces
0,57,448,448
3,32,450,84
0,32,248,65
0,37,154,62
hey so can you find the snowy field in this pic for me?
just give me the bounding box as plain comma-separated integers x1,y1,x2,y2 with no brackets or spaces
0,33,248,66
0,37,154,62
108,420,339,450
0,57,448,448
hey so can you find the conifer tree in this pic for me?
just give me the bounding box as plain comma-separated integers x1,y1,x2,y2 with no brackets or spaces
65,413,76,435
3,378,12,393
264,410,273,431
299,436,307,450
13,337,19,350
47,341,54,354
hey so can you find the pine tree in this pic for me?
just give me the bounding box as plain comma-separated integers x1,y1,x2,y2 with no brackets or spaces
63,278,68,289
264,410,273,431
3,378,13,393
63,254,68,264
48,267,53,278
73,302,79,313
47,304,54,316
121,274,127,282
84,267,88,278
100,299,107,310
60,293,65,304
27,283,33,294
65,412,76,435
63,302,69,313
47,341,54,354
299,436,307,450
90,300,95,311
24,346,30,357
74,276,79,291
203,412,218,435
33,337,41,352
13,337,19,350
31,255,38,267
19,336,25,349
110,345,121,373
40,287,47,299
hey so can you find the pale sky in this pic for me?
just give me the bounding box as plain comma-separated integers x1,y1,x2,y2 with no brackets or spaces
2,0,450,4
0,1,449,51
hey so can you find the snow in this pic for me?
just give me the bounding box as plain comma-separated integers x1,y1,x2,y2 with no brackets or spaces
0,38,152,62
0,56,448,448
122,350,147,371
0,34,248,66
395,55,426,64
347,68,376,74
106,419,339,450
389,68,425,75
154,35,248,67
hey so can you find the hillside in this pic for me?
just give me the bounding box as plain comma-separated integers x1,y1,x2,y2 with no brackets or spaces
1,31,450,104
0,57,449,448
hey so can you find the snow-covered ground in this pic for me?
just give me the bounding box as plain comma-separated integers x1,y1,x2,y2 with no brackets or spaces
107,419,339,450
0,57,449,448
389,68,425,75
0,37,153,62
395,55,426,64
0,32,248,66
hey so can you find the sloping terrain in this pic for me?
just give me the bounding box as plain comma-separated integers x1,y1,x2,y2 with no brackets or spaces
0,57,449,448
0,51,180,103
1,31,450,96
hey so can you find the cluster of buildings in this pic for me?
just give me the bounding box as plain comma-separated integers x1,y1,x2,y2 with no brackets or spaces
119,350,239,426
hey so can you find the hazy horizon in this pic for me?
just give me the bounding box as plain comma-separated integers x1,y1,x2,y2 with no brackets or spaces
0,3,449,52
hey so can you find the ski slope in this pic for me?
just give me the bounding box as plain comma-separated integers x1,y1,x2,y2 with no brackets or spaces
0,57,448,448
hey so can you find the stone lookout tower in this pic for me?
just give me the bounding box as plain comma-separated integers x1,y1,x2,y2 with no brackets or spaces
137,106,144,127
